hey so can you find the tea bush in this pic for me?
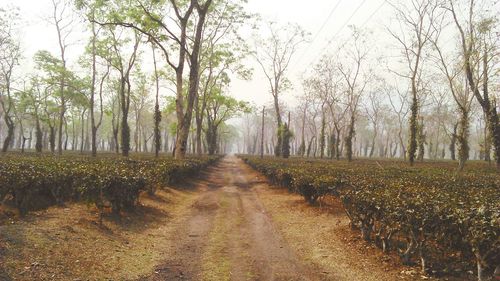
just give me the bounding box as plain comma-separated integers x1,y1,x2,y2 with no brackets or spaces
0,155,220,215
240,156,499,280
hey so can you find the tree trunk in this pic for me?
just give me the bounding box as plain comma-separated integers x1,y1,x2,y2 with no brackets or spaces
345,114,355,162
72,118,77,150
306,136,315,158
113,127,119,154
260,107,265,158
120,77,130,157
174,1,212,159
319,111,326,158
274,95,283,157
49,126,56,153
417,118,425,162
483,119,491,162
457,108,469,171
450,122,458,161
35,117,43,153
369,127,377,158
335,127,341,160
64,117,69,151
57,65,66,154
207,125,218,155
90,18,98,157
80,111,86,153
134,109,140,152
328,133,335,159
408,81,418,166
152,45,161,157
121,110,130,156
1,116,14,153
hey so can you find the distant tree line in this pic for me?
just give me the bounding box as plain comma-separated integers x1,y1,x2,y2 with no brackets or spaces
242,0,499,172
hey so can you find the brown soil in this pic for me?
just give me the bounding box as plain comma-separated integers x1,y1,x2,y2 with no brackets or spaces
0,156,460,280
0,184,201,281
139,156,320,281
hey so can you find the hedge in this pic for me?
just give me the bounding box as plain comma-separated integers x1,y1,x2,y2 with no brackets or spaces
0,155,220,216
240,156,499,281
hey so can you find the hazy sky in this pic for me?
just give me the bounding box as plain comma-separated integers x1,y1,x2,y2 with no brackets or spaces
4,0,392,107
236,0,391,107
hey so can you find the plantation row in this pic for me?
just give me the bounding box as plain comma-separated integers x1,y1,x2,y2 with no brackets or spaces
240,156,499,280
0,155,220,216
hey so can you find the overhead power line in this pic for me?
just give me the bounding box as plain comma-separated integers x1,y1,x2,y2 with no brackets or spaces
306,0,387,69
292,0,343,68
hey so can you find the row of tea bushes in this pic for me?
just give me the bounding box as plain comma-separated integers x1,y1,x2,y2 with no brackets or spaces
0,156,220,215
240,156,499,281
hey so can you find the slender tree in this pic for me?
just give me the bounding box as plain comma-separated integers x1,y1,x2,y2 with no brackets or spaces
388,0,440,165
447,0,500,171
50,0,75,155
0,7,21,152
431,25,475,171
108,28,140,157
253,22,307,157
337,28,371,162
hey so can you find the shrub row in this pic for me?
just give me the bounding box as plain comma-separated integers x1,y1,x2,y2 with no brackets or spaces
0,155,220,215
240,156,499,280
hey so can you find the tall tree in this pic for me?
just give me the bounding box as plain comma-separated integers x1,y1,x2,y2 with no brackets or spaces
387,83,410,159
253,22,307,157
447,0,500,171
91,0,214,159
388,0,440,165
151,42,161,157
24,76,45,152
365,81,384,158
337,27,371,162
34,50,65,153
0,6,21,152
194,0,251,156
431,24,475,171
76,0,112,157
304,55,338,159
51,0,74,155
107,28,141,157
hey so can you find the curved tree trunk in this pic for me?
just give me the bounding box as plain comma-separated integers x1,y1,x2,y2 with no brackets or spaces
2,116,14,153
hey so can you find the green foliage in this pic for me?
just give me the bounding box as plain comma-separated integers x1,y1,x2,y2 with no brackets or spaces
34,50,87,106
34,50,64,78
240,156,500,275
0,155,221,216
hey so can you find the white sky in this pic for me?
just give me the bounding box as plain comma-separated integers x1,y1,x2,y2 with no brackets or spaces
3,0,392,107
235,0,391,107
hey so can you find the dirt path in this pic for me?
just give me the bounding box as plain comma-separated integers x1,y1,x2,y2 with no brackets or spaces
141,156,419,281
142,156,320,281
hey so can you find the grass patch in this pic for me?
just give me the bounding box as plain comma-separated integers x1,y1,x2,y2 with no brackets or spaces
201,194,232,281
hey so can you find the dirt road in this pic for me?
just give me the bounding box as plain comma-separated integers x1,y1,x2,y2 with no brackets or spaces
141,156,320,281
140,156,414,281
